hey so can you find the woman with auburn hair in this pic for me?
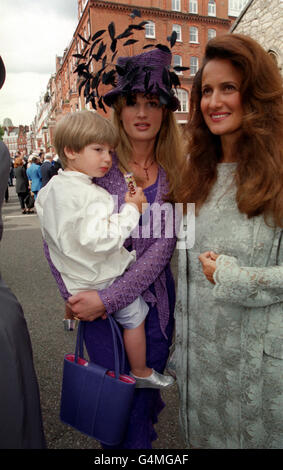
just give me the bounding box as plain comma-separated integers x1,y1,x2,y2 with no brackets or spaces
171,34,283,448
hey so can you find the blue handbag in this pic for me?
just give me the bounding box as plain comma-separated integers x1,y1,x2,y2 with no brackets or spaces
60,315,136,445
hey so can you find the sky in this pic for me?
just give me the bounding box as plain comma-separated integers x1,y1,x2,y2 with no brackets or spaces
0,0,78,127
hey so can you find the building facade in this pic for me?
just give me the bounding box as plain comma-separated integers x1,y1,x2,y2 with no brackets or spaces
231,0,283,73
2,122,31,157
33,0,248,148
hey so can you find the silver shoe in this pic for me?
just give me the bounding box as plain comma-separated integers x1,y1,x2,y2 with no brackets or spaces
63,318,77,331
130,369,175,389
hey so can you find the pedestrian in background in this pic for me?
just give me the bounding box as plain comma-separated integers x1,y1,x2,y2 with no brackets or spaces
14,156,32,214
0,54,45,449
40,153,56,187
172,34,283,449
8,155,14,186
52,154,63,174
26,156,42,199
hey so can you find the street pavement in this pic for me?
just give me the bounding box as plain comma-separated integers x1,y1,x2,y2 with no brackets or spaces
0,185,186,450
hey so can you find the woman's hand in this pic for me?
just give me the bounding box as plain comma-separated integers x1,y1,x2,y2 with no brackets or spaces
67,290,107,322
199,251,219,284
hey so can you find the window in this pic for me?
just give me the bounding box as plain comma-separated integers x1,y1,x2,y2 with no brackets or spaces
208,28,216,41
208,0,216,16
173,55,183,74
189,0,198,13
175,89,189,113
268,50,279,67
172,0,181,11
172,24,182,42
190,56,198,75
145,21,155,39
189,26,198,43
228,0,249,17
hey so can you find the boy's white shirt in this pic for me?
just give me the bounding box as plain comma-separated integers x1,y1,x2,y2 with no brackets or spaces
35,169,140,295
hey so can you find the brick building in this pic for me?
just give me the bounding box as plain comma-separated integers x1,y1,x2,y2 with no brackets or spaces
2,121,31,157
33,0,248,148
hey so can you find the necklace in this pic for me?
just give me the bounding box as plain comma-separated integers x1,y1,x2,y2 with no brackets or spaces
133,159,155,180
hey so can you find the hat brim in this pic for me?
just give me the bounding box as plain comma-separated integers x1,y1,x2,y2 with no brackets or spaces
0,57,6,89
104,88,180,112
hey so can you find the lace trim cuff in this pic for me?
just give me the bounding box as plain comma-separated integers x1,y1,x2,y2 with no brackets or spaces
213,254,258,302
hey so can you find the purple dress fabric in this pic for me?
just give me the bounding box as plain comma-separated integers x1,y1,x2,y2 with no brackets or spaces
43,155,176,449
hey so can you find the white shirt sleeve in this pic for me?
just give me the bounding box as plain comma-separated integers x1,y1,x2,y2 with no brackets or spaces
37,176,140,259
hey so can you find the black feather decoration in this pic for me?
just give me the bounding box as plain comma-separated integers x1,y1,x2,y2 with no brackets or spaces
91,75,100,90
108,22,115,40
78,33,90,45
84,81,90,98
169,71,181,87
102,55,107,69
116,29,133,40
102,70,116,85
91,29,106,41
156,44,171,53
78,79,87,96
73,9,183,114
156,84,170,105
168,31,177,48
74,63,88,76
95,42,107,61
128,21,148,30
91,97,97,110
173,66,190,72
130,9,141,19
98,97,107,113
116,65,127,76
72,54,85,59
110,39,117,53
144,71,151,92
111,51,118,62
89,38,103,56
123,39,138,46
162,68,170,88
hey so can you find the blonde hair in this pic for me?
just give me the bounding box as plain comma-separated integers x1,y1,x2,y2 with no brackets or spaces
54,110,119,168
112,96,186,202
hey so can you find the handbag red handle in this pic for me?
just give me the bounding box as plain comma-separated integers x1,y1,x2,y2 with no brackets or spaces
75,315,126,379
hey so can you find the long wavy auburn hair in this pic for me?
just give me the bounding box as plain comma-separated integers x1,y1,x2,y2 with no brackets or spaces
111,95,186,202
176,34,283,228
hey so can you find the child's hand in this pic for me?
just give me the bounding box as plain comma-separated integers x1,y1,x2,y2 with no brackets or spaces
125,187,148,214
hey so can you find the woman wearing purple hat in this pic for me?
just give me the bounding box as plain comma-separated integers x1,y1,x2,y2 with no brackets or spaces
45,35,185,446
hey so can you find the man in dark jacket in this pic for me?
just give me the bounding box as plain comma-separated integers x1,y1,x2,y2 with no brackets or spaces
0,55,45,449
40,153,57,187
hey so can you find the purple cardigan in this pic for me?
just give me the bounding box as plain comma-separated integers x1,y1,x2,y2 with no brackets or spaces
44,155,177,337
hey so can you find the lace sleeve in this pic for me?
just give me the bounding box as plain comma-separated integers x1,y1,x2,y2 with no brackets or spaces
213,254,283,307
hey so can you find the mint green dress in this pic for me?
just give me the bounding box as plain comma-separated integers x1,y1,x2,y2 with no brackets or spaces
172,163,283,449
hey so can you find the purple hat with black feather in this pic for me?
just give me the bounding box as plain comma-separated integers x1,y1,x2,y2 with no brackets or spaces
73,9,189,112
103,48,180,111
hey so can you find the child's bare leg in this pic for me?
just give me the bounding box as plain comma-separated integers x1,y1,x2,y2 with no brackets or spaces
123,321,152,378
